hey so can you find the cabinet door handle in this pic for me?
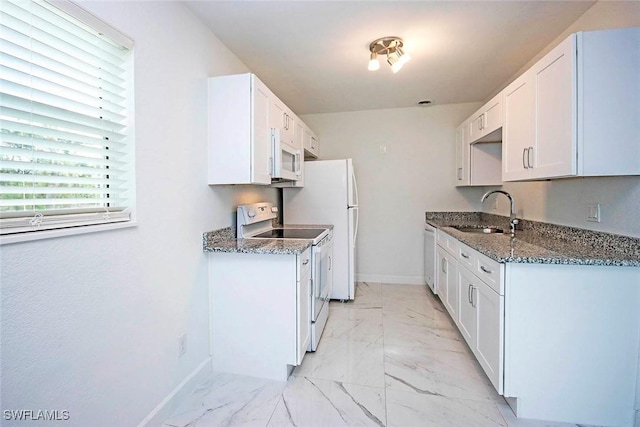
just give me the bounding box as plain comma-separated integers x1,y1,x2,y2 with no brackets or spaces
480,265,492,274
302,259,309,265
457,167,462,180
471,286,477,308
329,256,332,270
460,252,469,259
528,146,533,168
441,258,447,273
468,284,473,304
522,148,528,169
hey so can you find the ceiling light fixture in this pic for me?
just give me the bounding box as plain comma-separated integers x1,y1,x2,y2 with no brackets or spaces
368,36,411,73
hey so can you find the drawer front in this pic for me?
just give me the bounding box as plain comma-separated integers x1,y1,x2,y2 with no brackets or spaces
475,253,503,295
457,242,477,271
298,247,312,281
437,230,458,255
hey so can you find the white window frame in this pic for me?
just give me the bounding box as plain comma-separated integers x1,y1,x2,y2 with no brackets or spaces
0,0,136,245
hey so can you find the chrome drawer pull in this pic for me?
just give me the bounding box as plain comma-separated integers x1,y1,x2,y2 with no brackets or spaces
460,252,469,259
302,259,309,265
480,265,492,274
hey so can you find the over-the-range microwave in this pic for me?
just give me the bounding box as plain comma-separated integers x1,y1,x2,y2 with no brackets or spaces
271,128,301,181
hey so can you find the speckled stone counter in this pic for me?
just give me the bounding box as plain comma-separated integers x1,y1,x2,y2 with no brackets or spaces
425,212,640,267
203,224,333,255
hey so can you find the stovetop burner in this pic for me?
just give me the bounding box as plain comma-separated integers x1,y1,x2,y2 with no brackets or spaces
251,228,326,240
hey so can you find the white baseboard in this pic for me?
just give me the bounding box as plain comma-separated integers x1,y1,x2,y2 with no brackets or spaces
136,357,212,427
356,274,425,285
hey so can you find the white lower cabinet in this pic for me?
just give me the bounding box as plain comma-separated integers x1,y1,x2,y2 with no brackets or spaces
296,251,311,364
457,266,477,345
457,257,504,393
209,247,311,380
437,230,640,426
436,244,458,321
473,277,503,392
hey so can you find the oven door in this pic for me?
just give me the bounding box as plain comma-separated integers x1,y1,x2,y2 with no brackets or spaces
271,128,301,181
312,235,333,321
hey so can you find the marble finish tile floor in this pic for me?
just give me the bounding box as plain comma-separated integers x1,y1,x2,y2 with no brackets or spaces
163,283,598,427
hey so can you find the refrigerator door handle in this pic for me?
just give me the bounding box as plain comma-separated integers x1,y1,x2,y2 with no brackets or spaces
350,167,359,207
352,206,359,246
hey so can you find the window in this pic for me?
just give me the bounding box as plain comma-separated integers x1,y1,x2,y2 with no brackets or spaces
0,0,134,239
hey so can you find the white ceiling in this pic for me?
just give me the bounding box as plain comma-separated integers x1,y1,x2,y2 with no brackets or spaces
184,1,596,115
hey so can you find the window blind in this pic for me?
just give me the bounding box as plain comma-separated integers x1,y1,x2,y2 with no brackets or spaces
0,0,134,235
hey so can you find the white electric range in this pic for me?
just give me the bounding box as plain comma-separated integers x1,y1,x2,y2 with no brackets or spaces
237,202,333,351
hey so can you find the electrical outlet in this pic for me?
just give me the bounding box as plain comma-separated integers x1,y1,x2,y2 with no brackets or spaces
178,334,187,358
586,203,601,223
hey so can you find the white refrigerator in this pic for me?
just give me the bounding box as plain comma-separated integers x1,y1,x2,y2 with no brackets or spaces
284,159,359,301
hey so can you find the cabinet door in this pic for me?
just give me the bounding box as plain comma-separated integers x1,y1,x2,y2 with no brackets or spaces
531,35,576,179
270,98,294,146
436,247,448,307
483,95,502,135
446,253,459,322
269,96,293,143
297,267,311,365
252,77,273,184
457,266,477,348
438,248,458,321
475,280,504,393
455,122,470,186
502,70,535,181
303,126,319,159
468,113,484,143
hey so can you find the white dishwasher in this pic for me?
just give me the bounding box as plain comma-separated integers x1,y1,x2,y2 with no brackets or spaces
424,223,437,294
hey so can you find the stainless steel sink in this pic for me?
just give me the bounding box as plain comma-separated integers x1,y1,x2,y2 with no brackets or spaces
451,226,504,234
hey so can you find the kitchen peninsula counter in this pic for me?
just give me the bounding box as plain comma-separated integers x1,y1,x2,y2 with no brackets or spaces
426,212,640,267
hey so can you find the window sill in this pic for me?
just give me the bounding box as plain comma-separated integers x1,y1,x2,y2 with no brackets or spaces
0,221,138,245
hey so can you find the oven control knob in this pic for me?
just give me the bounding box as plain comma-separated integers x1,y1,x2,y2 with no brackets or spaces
247,210,257,218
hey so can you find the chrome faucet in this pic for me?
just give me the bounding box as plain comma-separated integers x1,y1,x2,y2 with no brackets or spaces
481,190,519,236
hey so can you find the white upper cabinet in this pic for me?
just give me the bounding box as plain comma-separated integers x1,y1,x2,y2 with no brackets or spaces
269,95,296,147
208,73,317,186
503,27,640,181
303,125,319,159
455,121,470,186
456,93,503,187
468,92,502,144
502,68,536,181
208,73,272,185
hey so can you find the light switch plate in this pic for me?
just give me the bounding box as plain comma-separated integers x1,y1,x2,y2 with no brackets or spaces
587,203,601,223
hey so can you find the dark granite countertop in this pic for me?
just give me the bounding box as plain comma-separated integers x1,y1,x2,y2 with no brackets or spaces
426,212,640,267
203,224,333,255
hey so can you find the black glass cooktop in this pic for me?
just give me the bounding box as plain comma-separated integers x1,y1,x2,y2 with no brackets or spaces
252,229,325,239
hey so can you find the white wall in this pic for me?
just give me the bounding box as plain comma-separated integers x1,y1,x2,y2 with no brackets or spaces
302,104,484,285
484,1,640,238
0,2,276,426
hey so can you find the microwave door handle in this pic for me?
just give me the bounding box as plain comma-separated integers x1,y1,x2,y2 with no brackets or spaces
295,150,302,176
272,128,281,176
